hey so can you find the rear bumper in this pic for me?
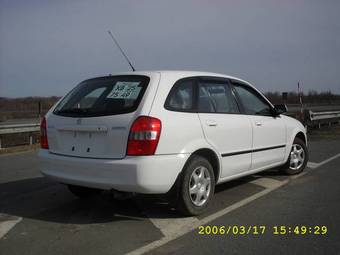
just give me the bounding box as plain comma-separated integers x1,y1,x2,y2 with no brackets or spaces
38,149,189,194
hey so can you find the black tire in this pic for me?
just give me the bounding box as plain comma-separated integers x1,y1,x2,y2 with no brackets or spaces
281,137,308,175
67,184,101,199
176,155,215,216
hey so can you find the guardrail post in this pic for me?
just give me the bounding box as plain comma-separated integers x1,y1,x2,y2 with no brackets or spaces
29,134,33,145
0,137,2,149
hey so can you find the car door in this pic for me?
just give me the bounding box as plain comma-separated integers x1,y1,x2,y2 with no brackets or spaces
197,77,253,179
232,82,286,170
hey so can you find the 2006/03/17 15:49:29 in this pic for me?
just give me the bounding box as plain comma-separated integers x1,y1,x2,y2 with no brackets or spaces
197,225,327,235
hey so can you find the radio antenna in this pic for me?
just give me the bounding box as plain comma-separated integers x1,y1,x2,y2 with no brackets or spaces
107,30,136,71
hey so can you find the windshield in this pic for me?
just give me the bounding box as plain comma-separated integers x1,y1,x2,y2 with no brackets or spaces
53,75,150,117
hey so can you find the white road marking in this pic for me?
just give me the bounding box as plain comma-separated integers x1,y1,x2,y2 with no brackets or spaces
141,177,285,239
307,153,340,169
290,171,308,179
127,179,288,255
139,202,201,237
0,214,22,239
307,162,319,169
250,177,284,189
147,214,200,237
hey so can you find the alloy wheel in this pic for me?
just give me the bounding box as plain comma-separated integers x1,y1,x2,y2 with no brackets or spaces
188,166,211,207
289,144,305,171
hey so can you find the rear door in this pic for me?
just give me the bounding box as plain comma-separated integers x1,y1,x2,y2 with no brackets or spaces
197,77,253,179
232,82,286,170
47,75,156,159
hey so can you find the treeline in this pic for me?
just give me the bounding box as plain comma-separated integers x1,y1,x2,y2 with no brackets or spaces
1,91,340,121
264,91,340,105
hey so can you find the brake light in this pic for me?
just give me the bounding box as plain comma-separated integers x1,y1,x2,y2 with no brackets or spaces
40,117,49,149
127,116,162,156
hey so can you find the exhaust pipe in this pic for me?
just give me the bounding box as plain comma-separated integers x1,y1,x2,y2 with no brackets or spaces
110,189,135,200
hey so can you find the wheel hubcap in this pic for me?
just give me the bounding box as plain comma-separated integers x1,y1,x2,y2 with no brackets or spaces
289,144,305,171
189,166,211,207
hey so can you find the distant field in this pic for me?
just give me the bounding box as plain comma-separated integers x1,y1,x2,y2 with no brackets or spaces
0,96,60,122
1,103,340,126
287,104,340,112
1,92,340,122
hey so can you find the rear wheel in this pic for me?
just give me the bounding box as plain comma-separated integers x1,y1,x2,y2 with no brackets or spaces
281,137,308,175
67,184,101,198
176,155,215,216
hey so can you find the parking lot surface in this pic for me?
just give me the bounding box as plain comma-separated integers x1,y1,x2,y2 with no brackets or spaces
1,138,340,255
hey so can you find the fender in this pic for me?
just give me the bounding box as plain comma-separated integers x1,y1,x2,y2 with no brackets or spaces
179,138,223,180
282,115,307,162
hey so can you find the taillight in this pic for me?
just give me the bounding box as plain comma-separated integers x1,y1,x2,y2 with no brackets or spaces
40,117,49,149
127,116,162,156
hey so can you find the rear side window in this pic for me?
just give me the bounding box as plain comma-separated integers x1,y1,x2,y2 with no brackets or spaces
54,75,149,117
165,79,194,111
198,80,239,113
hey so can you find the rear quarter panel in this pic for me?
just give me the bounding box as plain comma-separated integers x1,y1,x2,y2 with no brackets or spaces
149,73,213,155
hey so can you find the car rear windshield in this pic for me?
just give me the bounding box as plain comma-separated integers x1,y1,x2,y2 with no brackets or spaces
53,75,150,117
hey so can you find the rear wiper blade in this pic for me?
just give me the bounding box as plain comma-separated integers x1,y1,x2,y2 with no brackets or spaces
57,108,91,114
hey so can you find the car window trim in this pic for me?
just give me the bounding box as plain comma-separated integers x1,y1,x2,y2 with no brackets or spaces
166,76,273,116
230,80,274,117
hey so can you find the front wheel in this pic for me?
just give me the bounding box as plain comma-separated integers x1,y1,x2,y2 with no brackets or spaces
281,137,308,175
176,155,215,216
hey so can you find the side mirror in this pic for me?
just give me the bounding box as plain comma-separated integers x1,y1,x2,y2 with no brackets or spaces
273,104,288,116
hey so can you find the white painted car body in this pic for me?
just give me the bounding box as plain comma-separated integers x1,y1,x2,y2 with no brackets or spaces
39,71,307,194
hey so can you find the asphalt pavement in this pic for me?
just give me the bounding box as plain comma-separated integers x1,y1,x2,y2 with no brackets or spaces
1,138,340,255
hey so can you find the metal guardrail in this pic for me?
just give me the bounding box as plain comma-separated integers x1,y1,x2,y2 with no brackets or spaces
0,123,40,135
0,109,340,149
309,110,340,121
306,110,340,127
0,123,40,149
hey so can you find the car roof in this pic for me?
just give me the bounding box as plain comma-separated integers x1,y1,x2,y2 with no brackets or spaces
87,70,252,86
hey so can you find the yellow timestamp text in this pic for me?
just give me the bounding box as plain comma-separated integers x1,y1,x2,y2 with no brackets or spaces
197,225,328,236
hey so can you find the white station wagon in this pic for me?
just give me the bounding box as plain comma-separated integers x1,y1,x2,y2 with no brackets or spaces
39,71,308,215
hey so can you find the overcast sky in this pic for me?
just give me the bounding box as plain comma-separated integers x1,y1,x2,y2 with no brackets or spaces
1,0,339,97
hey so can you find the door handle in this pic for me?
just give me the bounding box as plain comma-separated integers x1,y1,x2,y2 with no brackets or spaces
255,122,262,126
206,120,217,127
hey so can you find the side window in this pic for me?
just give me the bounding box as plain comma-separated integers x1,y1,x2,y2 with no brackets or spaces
165,79,194,111
198,80,239,113
233,84,272,116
